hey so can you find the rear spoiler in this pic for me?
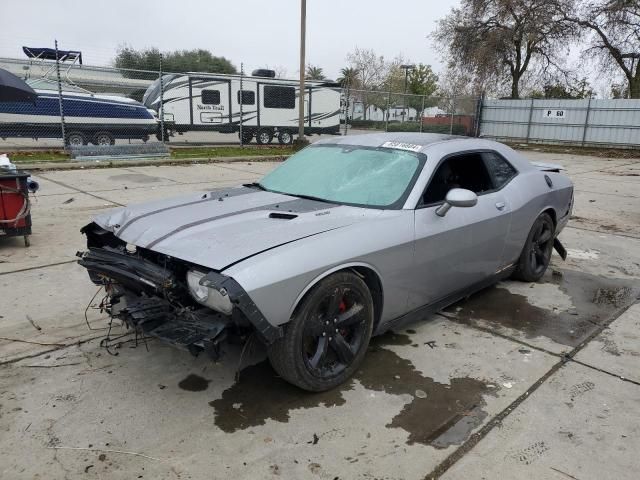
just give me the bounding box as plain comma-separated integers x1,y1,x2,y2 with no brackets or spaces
531,162,565,173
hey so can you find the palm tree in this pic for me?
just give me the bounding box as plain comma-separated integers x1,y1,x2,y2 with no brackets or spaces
336,67,360,128
305,65,326,80
336,67,359,89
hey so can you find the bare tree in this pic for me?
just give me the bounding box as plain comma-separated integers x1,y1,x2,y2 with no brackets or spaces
346,47,387,119
433,0,577,98
564,0,640,98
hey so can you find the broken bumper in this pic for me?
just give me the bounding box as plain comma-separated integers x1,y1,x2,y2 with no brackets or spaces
77,247,282,355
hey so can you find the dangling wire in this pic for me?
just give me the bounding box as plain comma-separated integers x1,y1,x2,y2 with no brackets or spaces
84,285,111,331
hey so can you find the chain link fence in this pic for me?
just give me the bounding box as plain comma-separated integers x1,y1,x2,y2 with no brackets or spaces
342,88,481,137
0,52,481,155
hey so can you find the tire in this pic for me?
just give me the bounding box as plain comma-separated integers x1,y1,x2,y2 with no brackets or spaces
256,128,273,145
66,131,87,146
239,130,253,144
93,131,115,146
277,130,293,145
512,213,555,282
268,271,374,391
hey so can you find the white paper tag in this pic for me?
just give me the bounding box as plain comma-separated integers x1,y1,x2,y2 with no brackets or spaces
380,141,422,152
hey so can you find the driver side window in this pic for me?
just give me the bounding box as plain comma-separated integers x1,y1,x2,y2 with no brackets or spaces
422,153,494,205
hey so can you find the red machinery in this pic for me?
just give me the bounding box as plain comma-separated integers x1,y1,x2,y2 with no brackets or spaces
0,170,32,246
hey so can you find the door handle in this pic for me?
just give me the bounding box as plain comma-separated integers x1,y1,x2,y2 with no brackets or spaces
495,202,506,211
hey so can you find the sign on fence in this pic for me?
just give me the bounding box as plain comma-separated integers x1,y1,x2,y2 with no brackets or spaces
543,109,566,120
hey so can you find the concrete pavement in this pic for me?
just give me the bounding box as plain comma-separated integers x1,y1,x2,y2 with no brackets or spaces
0,150,639,479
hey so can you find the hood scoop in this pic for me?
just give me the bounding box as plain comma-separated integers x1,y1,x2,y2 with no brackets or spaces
269,212,298,220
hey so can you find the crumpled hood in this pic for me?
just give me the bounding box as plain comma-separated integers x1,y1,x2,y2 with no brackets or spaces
93,186,374,270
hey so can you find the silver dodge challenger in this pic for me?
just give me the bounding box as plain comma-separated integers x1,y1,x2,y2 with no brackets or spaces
78,133,573,391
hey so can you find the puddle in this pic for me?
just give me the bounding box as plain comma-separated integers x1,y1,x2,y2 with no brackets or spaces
108,173,163,184
178,374,210,392
445,269,639,347
209,333,492,448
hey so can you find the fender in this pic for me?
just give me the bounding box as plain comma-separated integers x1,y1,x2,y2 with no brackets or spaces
288,261,384,319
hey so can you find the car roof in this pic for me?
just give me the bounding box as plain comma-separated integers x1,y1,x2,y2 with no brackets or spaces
314,132,468,150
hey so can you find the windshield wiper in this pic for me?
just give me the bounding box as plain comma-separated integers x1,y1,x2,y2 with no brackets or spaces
282,192,336,204
246,183,335,205
244,182,268,191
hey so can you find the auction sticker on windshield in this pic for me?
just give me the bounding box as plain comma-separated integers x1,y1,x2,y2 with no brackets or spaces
380,141,422,152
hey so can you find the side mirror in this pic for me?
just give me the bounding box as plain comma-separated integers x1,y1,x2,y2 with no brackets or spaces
435,188,478,217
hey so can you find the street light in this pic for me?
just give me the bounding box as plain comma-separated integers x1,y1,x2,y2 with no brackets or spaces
400,64,415,121
298,0,307,142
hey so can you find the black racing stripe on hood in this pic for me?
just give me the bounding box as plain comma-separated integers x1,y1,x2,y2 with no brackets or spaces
220,225,344,272
145,198,338,249
117,186,255,236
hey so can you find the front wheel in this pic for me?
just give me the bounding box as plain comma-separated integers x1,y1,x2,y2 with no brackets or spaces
256,128,273,145
239,130,253,144
512,213,555,282
65,131,87,146
268,271,374,391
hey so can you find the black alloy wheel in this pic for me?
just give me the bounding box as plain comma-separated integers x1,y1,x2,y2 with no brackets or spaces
513,213,555,282
268,271,374,391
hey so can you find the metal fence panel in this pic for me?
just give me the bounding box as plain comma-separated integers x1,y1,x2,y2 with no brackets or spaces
480,98,640,148
479,99,530,140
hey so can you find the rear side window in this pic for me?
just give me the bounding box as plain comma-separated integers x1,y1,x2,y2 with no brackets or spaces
264,86,296,109
482,152,517,188
201,90,220,105
237,90,255,105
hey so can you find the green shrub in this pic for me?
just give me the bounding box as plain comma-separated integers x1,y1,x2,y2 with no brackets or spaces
350,120,386,129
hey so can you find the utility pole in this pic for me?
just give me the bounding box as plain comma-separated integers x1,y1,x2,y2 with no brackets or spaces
54,40,67,149
400,64,415,122
298,0,307,142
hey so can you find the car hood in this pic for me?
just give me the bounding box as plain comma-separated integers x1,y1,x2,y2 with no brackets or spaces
93,186,376,271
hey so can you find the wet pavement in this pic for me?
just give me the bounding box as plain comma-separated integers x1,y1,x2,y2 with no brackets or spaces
0,150,639,479
445,269,640,351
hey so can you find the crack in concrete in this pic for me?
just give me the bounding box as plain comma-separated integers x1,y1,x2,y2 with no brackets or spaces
36,174,125,207
426,299,640,479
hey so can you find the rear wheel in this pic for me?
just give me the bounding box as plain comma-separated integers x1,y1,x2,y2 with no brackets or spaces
277,130,293,145
65,131,87,146
256,128,273,145
93,131,115,146
512,213,555,282
268,271,374,391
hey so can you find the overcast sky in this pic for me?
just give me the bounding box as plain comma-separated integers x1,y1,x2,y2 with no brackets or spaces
0,0,459,79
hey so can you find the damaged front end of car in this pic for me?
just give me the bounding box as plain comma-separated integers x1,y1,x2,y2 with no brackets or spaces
77,222,282,359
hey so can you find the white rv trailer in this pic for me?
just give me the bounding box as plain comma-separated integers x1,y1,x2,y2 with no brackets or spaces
142,69,342,144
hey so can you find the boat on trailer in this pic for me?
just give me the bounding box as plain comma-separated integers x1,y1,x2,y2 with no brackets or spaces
0,47,158,146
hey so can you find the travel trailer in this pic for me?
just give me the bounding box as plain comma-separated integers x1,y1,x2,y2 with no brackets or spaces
143,69,341,144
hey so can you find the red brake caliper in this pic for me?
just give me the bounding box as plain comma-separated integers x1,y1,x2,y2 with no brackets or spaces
338,299,348,337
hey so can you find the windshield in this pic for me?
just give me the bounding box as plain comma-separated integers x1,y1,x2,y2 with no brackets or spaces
27,78,88,94
259,144,424,208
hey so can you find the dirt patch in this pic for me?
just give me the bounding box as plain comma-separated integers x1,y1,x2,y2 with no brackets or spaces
445,269,639,347
511,143,640,159
210,333,492,448
178,374,210,392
